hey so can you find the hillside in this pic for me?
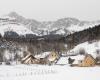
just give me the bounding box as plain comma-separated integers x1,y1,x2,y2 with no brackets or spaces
60,24,100,49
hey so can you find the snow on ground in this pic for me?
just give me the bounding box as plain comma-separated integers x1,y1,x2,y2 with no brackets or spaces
0,41,100,80
0,64,100,80
57,57,69,65
67,25,85,33
67,23,98,33
68,41,100,58
0,24,37,36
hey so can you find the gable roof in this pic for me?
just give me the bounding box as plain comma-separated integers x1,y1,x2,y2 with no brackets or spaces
22,54,36,62
35,52,51,59
85,54,96,62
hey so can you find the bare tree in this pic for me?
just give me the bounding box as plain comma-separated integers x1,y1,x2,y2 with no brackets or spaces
78,48,86,55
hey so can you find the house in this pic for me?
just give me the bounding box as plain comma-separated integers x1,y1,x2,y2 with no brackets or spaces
35,51,60,65
21,54,40,64
78,54,96,67
69,55,85,66
46,51,60,65
22,51,60,65
47,52,59,62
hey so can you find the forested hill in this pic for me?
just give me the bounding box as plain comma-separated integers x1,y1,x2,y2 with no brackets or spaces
0,24,100,53
60,24,100,49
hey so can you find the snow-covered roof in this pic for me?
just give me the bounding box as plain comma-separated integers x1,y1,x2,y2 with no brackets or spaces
70,55,85,64
57,57,69,64
35,52,51,59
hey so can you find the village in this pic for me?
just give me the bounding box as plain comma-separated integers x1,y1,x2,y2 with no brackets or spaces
0,40,100,67
19,50,100,67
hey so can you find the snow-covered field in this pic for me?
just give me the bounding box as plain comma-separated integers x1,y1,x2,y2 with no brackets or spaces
0,41,100,80
0,64,100,80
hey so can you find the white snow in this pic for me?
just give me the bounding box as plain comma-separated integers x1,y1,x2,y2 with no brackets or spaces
0,41,100,80
70,55,85,64
57,55,85,65
55,28,66,35
57,57,69,64
67,25,84,32
0,24,37,36
0,65,100,80
67,23,99,34
68,41,100,58
67,25,93,33
35,52,51,59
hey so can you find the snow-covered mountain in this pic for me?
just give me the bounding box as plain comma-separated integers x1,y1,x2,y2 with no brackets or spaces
0,12,100,36
0,24,37,37
0,16,38,37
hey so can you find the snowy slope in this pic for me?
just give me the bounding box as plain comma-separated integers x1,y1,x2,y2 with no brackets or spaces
32,22,100,36
67,24,94,33
0,15,38,36
0,24,37,36
67,41,100,58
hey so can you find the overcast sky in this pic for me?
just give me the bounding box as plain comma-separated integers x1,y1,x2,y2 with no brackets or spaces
0,0,100,21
